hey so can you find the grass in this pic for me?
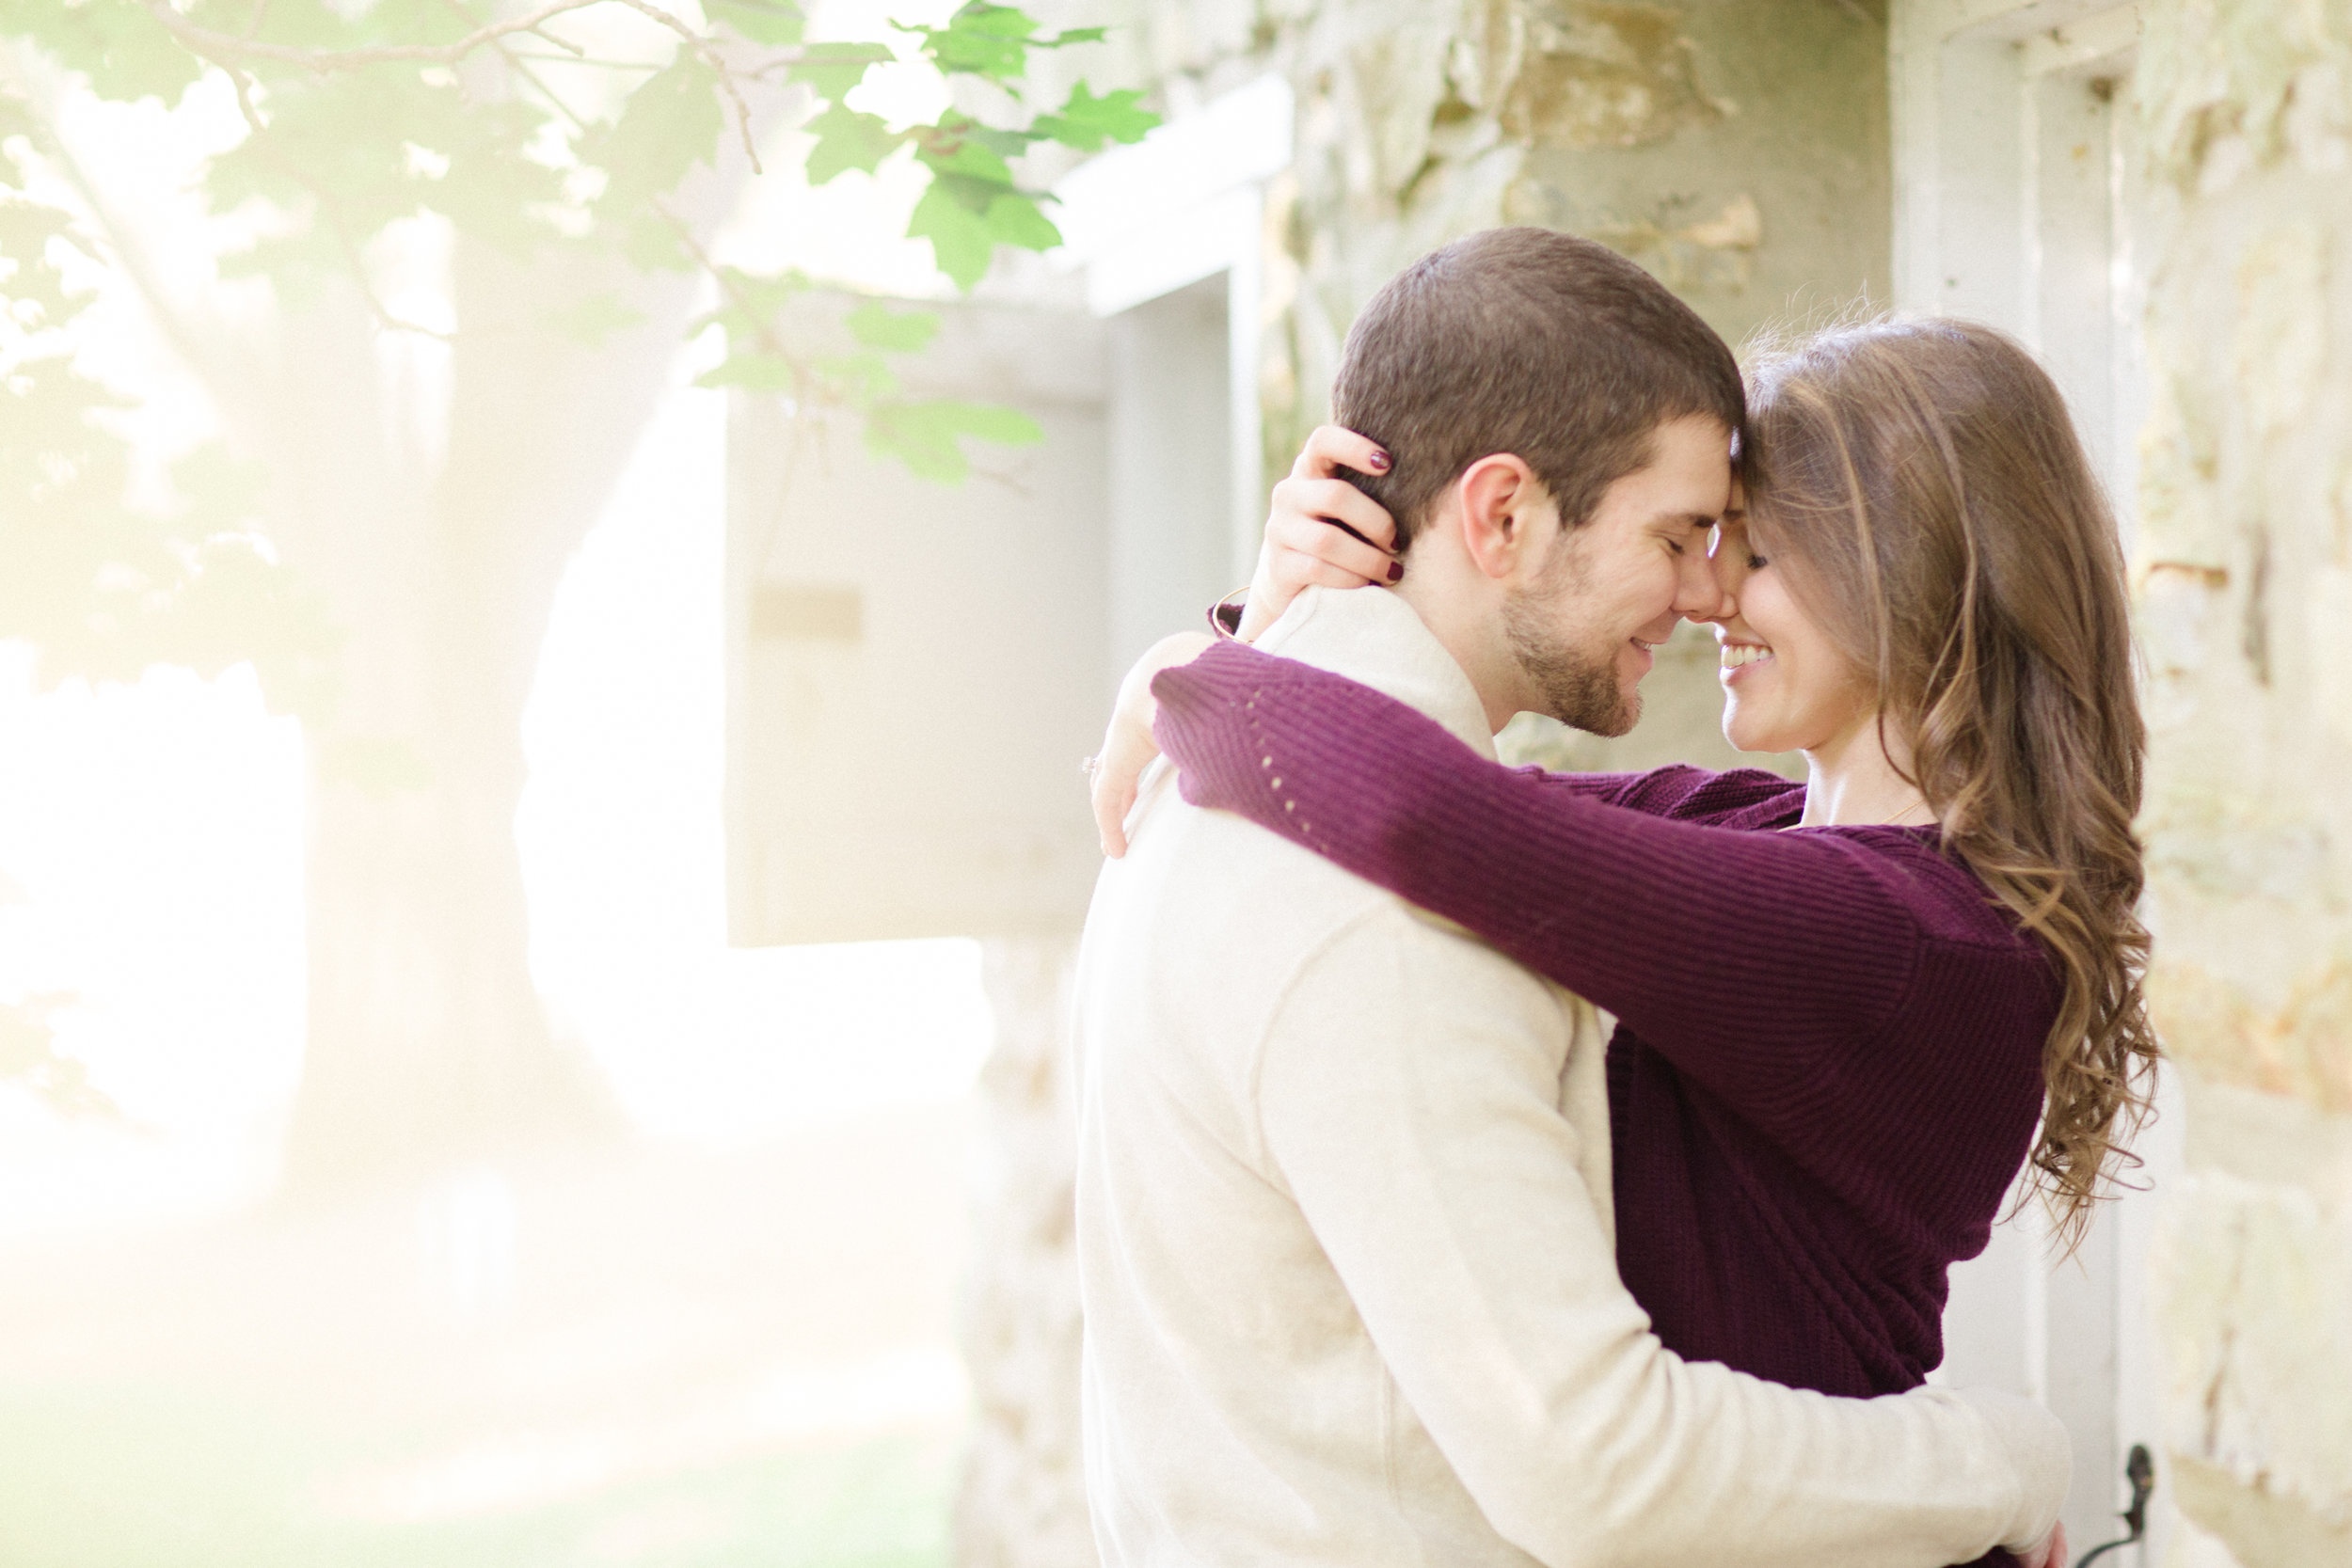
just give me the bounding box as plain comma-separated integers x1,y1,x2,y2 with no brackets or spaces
0,1113,977,1568
0,1384,955,1567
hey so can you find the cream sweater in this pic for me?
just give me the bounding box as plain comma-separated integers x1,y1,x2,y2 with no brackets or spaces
1071,585,2068,1568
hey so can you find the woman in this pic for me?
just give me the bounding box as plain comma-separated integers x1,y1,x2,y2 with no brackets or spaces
1095,318,2159,1568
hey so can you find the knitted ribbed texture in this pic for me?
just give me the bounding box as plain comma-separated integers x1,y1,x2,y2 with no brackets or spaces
1155,641,2055,1431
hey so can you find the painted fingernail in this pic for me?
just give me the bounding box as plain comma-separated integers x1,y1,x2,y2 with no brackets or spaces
1367,449,1391,472
1386,560,1405,583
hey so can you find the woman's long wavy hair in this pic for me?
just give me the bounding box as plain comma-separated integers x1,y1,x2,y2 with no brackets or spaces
1742,317,2159,1251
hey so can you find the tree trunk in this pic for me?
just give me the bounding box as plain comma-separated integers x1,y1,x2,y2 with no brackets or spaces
269,221,740,1189
124,70,771,1183
282,530,611,1187
45,46,785,1193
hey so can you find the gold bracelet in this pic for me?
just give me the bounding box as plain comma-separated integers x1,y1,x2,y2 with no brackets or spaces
1206,585,1251,641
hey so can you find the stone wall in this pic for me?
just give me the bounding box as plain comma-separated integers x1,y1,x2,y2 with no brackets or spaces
2131,3,2352,1563
1194,0,1893,462
1131,0,1885,776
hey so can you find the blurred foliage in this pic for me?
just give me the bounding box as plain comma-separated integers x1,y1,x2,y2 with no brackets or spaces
0,0,1153,708
0,992,119,1117
0,87,340,715
0,0,1152,1105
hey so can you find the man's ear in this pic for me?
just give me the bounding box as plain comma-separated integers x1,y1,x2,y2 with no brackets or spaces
1451,454,1550,581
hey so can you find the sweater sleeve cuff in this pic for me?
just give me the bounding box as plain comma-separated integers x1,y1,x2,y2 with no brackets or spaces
1151,643,1296,819
1152,638,1272,707
1951,1386,2073,1552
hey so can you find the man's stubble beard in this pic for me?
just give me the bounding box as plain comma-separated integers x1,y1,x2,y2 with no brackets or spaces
1502,534,1640,738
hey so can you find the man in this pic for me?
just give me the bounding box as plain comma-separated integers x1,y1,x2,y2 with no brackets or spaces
1072,229,2067,1567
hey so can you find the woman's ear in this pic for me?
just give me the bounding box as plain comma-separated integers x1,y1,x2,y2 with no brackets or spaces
1452,453,1549,581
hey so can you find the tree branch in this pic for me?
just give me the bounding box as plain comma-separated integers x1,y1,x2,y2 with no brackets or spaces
322,203,456,342
142,0,764,171
595,0,763,174
136,0,610,71
657,201,802,372
473,11,795,370
0,49,229,388
182,36,452,344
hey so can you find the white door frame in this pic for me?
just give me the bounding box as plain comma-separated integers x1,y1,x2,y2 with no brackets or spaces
1054,74,1294,581
1890,6,2180,1562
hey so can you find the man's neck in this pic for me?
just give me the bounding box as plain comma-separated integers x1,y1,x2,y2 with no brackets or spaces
1251,582,1500,757
1391,574,1525,735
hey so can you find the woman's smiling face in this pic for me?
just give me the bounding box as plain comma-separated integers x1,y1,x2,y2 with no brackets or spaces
1704,509,1878,756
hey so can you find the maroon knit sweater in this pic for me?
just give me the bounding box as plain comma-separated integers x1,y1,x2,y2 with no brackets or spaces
1154,641,2057,1562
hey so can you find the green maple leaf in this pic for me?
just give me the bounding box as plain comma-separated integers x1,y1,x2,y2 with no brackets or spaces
423,97,569,256
963,121,1041,162
914,6,1035,82
898,6,1110,85
589,55,726,218
865,397,1042,483
803,103,900,185
4,0,204,107
617,214,692,273
813,349,899,401
917,135,1017,188
706,0,805,46
0,196,87,323
907,181,993,289
187,0,462,53
787,41,894,103
908,177,1060,288
1032,82,1157,151
167,445,268,531
0,91,40,153
692,266,810,341
846,301,940,354
983,191,1061,251
696,348,802,392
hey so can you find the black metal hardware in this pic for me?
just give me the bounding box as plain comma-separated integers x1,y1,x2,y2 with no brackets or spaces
2073,1445,2156,1568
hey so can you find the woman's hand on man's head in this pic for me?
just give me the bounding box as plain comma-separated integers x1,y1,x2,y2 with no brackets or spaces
1236,425,1402,641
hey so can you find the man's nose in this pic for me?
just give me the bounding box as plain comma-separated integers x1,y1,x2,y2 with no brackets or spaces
1676,545,1727,622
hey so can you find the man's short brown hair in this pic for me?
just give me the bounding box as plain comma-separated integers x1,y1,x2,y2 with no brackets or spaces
1332,227,1743,547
